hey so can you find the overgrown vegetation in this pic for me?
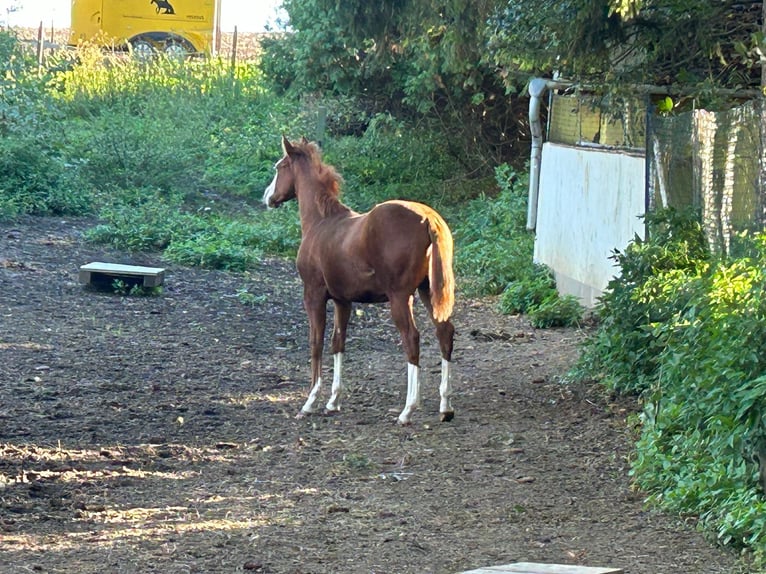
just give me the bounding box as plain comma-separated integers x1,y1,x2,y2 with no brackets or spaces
0,29,569,317
576,208,766,563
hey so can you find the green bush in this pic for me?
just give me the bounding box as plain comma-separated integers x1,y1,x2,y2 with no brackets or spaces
165,235,259,271
85,195,206,251
631,236,766,557
164,213,300,269
454,164,535,295
498,265,557,315
0,137,91,218
323,119,466,211
575,206,766,558
528,294,584,328
575,208,709,394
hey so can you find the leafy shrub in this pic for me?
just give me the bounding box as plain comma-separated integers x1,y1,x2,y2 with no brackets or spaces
575,207,709,394
630,235,766,557
454,164,535,295
0,137,91,218
85,195,207,251
164,212,300,269
528,294,583,328
498,265,556,315
575,206,766,557
165,235,259,271
324,120,466,211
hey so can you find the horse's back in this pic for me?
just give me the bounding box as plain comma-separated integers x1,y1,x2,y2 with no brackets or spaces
364,200,435,249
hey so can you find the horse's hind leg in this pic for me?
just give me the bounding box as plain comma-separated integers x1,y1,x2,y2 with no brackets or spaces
390,293,421,425
326,300,351,413
418,286,455,422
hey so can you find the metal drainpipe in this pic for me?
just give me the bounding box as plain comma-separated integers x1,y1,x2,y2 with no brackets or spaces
527,78,550,231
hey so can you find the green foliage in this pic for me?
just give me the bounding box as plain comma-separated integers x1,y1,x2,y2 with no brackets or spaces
528,294,584,328
0,38,304,269
51,54,285,201
497,263,584,328
576,206,766,557
486,0,759,96
236,285,268,306
261,0,527,168
263,0,762,177
498,265,556,315
630,236,766,556
575,208,709,394
455,162,583,330
454,164,535,295
85,196,206,251
164,212,300,270
0,136,92,218
87,197,300,269
323,118,467,211
0,32,92,218
111,279,162,297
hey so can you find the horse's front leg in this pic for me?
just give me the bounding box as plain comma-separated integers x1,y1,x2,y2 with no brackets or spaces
299,294,328,417
326,300,351,413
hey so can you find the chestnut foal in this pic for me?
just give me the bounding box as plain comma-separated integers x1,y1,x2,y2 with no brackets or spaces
263,136,455,424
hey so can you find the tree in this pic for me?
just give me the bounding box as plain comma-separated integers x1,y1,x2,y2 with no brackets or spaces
261,0,765,164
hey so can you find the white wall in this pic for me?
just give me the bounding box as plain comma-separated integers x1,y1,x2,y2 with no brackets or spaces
534,143,646,307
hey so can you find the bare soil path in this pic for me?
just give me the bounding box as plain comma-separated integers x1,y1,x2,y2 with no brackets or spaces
0,217,742,574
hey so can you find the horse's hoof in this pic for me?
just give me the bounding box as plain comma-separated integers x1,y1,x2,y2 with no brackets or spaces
323,408,340,417
440,411,455,423
295,410,309,420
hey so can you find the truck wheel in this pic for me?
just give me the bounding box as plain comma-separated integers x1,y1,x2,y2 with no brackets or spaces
164,41,189,60
130,40,155,60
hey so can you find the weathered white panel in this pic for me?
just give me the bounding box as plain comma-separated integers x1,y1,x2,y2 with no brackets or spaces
534,143,645,307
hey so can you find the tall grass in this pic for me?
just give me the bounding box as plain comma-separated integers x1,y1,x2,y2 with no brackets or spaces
0,35,306,263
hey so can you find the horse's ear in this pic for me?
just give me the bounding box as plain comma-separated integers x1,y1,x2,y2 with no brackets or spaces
300,136,309,144
282,135,296,156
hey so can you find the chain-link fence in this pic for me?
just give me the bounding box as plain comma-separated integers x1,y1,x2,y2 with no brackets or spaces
648,100,764,254
547,92,766,255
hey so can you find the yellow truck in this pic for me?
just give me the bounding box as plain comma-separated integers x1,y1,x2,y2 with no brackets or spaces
69,0,222,57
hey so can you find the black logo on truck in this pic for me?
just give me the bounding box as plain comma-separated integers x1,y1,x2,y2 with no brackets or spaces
151,0,175,14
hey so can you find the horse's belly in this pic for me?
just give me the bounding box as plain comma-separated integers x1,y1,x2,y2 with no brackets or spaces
352,292,389,304
328,282,388,304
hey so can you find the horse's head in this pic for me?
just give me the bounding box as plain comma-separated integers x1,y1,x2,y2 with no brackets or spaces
262,135,304,209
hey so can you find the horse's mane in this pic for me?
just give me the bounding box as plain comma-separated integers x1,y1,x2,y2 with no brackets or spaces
293,140,350,217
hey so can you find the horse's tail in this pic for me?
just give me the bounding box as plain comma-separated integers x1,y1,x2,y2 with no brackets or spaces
427,214,455,323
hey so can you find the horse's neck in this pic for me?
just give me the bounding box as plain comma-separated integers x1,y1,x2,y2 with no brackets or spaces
296,174,350,230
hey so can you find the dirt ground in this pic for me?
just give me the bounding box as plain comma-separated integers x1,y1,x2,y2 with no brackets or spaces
0,216,745,574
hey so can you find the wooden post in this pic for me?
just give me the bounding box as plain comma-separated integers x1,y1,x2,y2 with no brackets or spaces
36,21,44,69
231,25,238,71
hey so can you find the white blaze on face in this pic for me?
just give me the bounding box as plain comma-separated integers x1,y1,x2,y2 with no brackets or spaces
262,159,281,208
